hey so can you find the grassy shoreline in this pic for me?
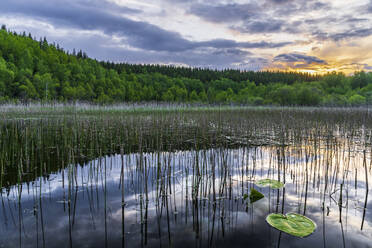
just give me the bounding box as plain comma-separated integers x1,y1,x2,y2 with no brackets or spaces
0,102,371,116
1,103,371,187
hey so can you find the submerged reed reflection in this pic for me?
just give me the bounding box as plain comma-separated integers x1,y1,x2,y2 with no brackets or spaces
1,141,371,248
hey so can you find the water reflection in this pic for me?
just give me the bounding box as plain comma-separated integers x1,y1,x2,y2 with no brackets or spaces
1,145,372,248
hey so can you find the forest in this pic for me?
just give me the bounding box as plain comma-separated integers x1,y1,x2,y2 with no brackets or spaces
1,26,372,105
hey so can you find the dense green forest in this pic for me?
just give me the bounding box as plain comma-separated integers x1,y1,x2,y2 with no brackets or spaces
1,26,372,105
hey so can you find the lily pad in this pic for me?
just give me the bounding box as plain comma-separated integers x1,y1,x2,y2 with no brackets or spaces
256,179,284,189
266,213,316,238
249,188,264,203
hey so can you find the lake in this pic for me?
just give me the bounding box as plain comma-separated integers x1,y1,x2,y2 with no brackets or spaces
0,106,371,247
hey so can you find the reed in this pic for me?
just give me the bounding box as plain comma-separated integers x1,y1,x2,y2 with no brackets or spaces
0,105,371,247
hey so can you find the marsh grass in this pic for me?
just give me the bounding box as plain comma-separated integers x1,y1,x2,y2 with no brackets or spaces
0,105,372,247
0,105,371,187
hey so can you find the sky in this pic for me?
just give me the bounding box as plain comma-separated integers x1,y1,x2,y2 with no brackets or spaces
1,0,372,74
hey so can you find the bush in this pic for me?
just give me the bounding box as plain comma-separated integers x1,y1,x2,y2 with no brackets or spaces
348,94,365,105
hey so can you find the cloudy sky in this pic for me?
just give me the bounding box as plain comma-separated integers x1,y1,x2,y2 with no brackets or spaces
1,0,372,74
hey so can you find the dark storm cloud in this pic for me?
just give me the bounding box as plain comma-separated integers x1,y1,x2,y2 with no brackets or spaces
0,0,196,52
313,28,372,41
39,31,266,70
302,11,372,42
188,0,329,22
330,28,372,41
368,0,372,12
266,0,291,3
304,17,338,25
0,0,289,53
306,16,368,25
272,0,329,16
199,39,291,49
188,1,329,35
188,2,290,34
188,3,260,23
273,53,326,64
346,17,369,23
211,48,252,56
234,19,284,33
102,45,269,70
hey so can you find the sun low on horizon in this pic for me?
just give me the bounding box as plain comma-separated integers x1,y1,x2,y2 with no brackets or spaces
0,0,371,74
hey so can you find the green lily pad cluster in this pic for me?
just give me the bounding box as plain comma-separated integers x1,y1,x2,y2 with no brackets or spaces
242,178,316,238
244,179,284,204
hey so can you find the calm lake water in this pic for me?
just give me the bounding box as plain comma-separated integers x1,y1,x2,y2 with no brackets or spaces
1,145,371,248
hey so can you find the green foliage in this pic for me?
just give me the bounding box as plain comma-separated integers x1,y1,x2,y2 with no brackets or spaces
295,84,322,106
256,179,284,189
266,213,316,238
348,94,365,105
0,28,371,105
189,90,199,102
249,188,264,203
351,71,371,89
272,85,296,105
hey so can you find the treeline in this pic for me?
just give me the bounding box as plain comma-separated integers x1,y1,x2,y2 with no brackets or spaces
1,26,372,105
101,62,321,85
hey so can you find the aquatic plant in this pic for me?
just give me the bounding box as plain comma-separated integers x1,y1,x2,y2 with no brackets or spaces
266,213,316,238
256,179,284,189
0,105,371,247
249,188,264,203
